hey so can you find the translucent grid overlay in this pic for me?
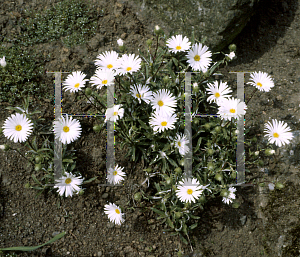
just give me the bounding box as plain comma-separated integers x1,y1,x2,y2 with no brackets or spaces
46,71,122,187
179,71,252,187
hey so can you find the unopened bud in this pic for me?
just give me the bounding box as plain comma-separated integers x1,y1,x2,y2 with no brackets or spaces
93,125,101,133
228,44,237,52
275,182,284,190
85,87,92,96
146,39,153,46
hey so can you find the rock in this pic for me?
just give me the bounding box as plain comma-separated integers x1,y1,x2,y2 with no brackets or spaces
125,0,260,52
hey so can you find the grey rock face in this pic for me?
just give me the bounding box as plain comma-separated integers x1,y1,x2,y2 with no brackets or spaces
126,0,260,52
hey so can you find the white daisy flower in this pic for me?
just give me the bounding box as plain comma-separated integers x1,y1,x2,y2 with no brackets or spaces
166,35,191,53
62,71,88,93
176,177,204,203
54,172,84,197
94,50,121,70
129,84,153,104
117,38,123,46
104,203,124,225
222,187,236,204
104,104,124,123
107,164,126,184
53,115,82,144
206,80,233,106
0,56,6,67
2,113,34,143
264,119,293,147
150,89,177,116
217,97,247,121
225,52,236,60
247,71,275,92
173,133,190,156
149,111,177,133
89,68,116,90
186,43,212,72
118,54,142,75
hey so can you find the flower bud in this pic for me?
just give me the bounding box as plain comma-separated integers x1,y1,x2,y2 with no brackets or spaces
175,212,182,219
232,202,240,208
214,126,221,133
204,123,211,130
175,167,182,174
0,144,10,151
215,173,223,181
231,172,237,179
24,183,31,189
220,189,229,197
35,163,42,172
207,149,214,156
207,162,214,171
163,76,170,83
228,44,237,52
134,192,142,202
265,149,274,156
252,137,257,143
166,177,172,185
275,182,284,190
258,160,264,167
192,82,199,93
154,25,163,36
179,159,185,166
254,151,259,156
93,124,101,133
206,141,211,148
78,189,84,196
85,87,92,96
35,156,43,163
146,39,153,46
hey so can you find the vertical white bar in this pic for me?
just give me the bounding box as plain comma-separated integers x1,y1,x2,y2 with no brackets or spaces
184,72,193,180
54,72,63,181
106,80,115,185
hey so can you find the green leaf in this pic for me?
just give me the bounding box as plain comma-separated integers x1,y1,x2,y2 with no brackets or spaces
189,214,201,220
29,110,42,115
150,207,167,217
172,57,178,67
166,157,178,168
179,233,188,245
36,148,51,153
132,146,135,162
194,137,202,153
31,174,42,186
82,176,97,184
62,159,73,163
0,232,66,251
137,119,149,130
189,223,198,230
154,182,161,192
5,106,25,114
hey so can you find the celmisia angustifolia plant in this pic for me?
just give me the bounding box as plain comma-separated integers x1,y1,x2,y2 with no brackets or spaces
0,25,294,244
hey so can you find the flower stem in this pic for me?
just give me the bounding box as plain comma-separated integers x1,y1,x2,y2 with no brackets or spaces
246,88,258,105
11,146,35,166
80,89,106,112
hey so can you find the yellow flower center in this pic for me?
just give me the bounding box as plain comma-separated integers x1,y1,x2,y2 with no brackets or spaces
194,55,200,61
158,100,164,107
178,141,181,147
187,189,193,195
161,121,167,126
229,109,236,113
126,67,132,71
107,64,113,69
273,132,279,138
65,178,71,184
74,83,80,88
15,125,22,131
214,92,220,98
113,111,118,116
257,82,262,87
63,126,70,132
102,80,108,84
176,45,181,50
115,209,120,214
113,170,117,175
136,93,141,98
